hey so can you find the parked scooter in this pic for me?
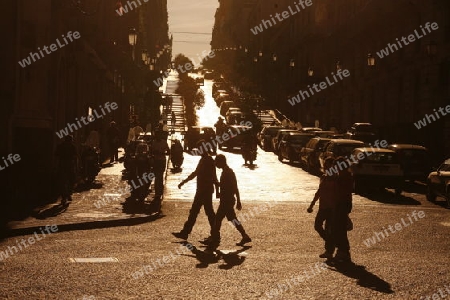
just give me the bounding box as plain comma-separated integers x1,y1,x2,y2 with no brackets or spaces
81,145,100,184
170,139,184,169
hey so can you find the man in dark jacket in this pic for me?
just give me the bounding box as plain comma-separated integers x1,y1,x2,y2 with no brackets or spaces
172,140,219,240
333,156,353,263
208,154,251,249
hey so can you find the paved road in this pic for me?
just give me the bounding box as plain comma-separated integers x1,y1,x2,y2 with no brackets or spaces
1,74,449,300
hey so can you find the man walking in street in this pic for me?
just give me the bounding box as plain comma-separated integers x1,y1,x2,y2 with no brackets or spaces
307,157,337,259
172,140,219,240
333,156,354,263
208,154,251,249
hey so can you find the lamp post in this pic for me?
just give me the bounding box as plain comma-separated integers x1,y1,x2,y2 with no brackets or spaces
128,28,137,61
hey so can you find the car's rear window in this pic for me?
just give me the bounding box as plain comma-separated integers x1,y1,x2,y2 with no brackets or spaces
334,144,363,156
439,162,450,171
289,135,311,144
362,152,398,163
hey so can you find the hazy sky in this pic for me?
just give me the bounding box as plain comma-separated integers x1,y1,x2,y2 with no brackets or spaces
167,0,219,65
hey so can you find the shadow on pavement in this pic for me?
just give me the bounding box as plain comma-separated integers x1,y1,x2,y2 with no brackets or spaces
360,189,421,205
401,181,427,194
34,202,69,219
243,164,258,170
2,213,163,239
121,199,161,215
327,261,394,294
180,242,250,269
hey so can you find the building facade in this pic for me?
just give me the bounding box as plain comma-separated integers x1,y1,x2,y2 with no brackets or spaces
1,0,170,213
211,0,450,161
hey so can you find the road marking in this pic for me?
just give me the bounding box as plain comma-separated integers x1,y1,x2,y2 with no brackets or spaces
73,212,118,218
69,257,119,263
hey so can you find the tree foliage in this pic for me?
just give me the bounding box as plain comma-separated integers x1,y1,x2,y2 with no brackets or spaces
176,75,204,126
173,54,194,79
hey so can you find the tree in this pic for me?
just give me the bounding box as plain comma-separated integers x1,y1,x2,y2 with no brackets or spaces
173,54,194,79
176,76,204,126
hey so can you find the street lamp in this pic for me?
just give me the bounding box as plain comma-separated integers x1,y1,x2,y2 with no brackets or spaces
336,60,342,71
289,59,295,67
367,53,375,66
128,28,137,61
253,57,258,63
259,50,263,57
308,67,314,77
272,53,277,62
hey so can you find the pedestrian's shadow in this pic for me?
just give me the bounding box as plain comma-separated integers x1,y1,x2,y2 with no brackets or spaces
121,198,160,215
217,246,251,269
180,242,251,269
242,163,258,170
326,260,394,294
361,189,421,205
34,202,69,219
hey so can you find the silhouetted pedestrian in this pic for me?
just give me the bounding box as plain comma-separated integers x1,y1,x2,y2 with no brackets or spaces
172,140,219,241
208,154,251,249
55,135,77,204
333,156,354,263
307,157,337,259
107,121,120,163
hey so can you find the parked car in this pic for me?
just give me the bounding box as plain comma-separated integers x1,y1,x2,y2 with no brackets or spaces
213,82,227,95
213,89,229,100
219,101,235,116
344,122,378,143
314,131,336,138
350,148,403,195
225,111,243,125
426,158,450,206
219,125,254,150
183,126,216,152
300,137,331,173
215,93,231,106
318,139,365,173
387,144,431,182
301,127,322,133
257,126,284,151
271,129,300,154
278,133,314,163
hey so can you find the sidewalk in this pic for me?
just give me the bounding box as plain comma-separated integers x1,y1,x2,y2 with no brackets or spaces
5,154,162,237
5,73,186,238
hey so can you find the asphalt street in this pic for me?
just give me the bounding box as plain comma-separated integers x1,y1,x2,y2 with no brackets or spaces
0,76,449,300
